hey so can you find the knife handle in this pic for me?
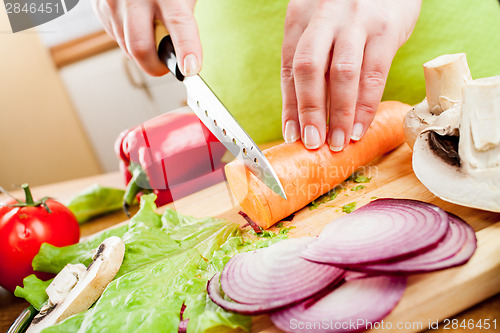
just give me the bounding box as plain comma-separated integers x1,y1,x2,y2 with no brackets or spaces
154,20,185,81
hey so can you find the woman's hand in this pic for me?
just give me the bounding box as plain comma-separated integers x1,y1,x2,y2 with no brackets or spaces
91,0,201,77
281,0,422,150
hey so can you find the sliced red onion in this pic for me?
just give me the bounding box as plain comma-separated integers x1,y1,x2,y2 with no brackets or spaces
178,303,188,333
302,199,450,265
239,211,262,233
346,213,476,274
178,320,188,333
270,276,407,333
343,270,372,281
220,238,344,305
206,198,475,331
222,253,334,300
208,272,332,315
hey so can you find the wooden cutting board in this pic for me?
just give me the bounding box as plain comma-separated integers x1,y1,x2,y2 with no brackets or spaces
165,143,500,333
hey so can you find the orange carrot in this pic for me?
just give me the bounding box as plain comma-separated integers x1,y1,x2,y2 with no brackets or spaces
225,101,411,229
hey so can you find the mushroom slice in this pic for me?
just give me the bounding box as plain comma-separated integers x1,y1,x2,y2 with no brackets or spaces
404,53,472,149
26,236,125,332
45,263,87,306
413,76,500,213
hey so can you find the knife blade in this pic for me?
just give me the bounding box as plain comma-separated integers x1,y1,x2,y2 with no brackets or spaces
156,27,287,200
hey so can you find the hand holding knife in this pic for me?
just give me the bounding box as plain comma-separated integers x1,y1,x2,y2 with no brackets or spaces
154,21,287,200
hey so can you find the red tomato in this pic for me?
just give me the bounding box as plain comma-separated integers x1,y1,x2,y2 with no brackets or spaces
0,186,80,293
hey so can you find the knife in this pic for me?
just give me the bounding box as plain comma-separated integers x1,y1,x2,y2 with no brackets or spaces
154,21,287,200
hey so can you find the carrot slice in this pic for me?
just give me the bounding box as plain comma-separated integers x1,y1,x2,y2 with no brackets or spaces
225,101,410,229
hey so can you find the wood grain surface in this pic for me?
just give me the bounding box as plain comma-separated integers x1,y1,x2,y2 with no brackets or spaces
211,145,500,333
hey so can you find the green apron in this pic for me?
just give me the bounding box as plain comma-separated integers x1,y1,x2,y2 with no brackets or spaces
195,0,500,144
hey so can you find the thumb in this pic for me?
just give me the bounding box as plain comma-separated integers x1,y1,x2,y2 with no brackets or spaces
158,0,202,76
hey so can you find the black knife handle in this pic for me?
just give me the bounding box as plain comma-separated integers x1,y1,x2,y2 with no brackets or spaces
155,20,185,82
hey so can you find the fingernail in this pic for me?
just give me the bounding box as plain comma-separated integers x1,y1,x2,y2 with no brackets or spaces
329,129,345,152
303,125,321,149
183,54,199,76
284,120,300,143
351,123,364,141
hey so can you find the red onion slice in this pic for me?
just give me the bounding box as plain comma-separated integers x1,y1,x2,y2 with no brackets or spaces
270,276,407,333
220,238,344,305
302,199,450,265
347,213,476,274
343,270,372,281
208,272,334,315
226,253,336,298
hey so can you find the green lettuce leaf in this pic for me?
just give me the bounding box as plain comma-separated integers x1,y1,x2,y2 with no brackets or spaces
32,224,129,274
351,185,366,191
67,184,126,224
42,313,86,333
129,193,162,229
342,202,357,213
14,275,52,311
116,222,180,277
184,288,251,333
24,194,284,333
32,195,161,275
56,250,199,332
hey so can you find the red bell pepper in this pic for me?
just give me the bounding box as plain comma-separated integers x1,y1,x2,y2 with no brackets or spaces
115,111,227,213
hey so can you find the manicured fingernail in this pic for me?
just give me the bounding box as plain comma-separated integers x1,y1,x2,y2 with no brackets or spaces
303,125,321,149
284,120,300,143
329,129,345,152
351,123,364,141
183,54,199,76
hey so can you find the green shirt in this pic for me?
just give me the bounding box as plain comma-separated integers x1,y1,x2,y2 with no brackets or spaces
195,0,500,144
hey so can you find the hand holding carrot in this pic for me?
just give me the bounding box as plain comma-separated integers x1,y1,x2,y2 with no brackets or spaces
226,101,411,229
92,0,421,151
281,0,421,151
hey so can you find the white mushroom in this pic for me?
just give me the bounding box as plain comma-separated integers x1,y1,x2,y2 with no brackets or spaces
44,264,87,306
423,53,472,115
408,53,500,213
404,53,471,149
26,236,125,332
